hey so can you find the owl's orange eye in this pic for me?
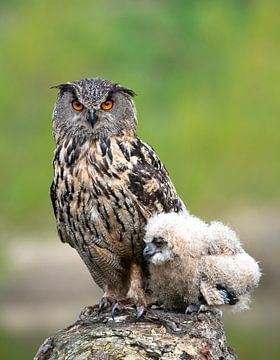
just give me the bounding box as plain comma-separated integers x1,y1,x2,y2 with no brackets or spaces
101,100,113,110
72,100,84,111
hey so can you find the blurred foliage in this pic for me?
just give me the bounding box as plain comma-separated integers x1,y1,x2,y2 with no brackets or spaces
0,329,43,360
0,0,279,232
0,0,279,359
226,324,279,359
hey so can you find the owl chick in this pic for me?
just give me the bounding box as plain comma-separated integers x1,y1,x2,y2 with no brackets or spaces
50,78,184,317
143,212,261,312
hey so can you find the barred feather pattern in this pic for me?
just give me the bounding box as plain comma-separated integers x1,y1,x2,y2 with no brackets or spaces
50,131,183,298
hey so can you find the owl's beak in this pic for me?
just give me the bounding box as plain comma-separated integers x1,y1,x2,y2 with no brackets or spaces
87,109,97,128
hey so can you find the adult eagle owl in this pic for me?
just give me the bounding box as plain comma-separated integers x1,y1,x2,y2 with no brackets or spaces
50,77,184,317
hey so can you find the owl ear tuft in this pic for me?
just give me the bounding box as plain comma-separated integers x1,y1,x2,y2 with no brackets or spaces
111,84,137,97
50,83,77,93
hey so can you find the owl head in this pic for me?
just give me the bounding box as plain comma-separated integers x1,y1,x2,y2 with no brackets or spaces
52,77,137,143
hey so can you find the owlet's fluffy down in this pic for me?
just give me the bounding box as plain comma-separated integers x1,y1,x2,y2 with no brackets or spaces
143,212,261,312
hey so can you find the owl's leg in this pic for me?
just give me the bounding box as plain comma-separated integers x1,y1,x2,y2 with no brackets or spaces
127,262,146,302
127,262,147,320
111,262,147,321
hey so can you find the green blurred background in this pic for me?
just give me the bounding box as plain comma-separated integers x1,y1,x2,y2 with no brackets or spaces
0,0,279,358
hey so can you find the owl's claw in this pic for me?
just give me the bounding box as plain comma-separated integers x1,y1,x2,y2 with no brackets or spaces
111,302,120,320
218,289,231,304
98,296,114,316
198,304,209,313
135,304,145,322
185,303,223,317
199,304,223,317
109,300,145,321
185,303,212,314
109,298,134,320
185,304,200,315
217,287,239,305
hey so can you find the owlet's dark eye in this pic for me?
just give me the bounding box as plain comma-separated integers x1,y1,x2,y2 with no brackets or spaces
152,237,164,248
72,99,84,111
101,100,113,110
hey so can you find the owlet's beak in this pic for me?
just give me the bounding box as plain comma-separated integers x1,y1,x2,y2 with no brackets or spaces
87,109,97,128
143,244,155,260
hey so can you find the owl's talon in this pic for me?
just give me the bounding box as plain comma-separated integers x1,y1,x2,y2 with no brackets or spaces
98,302,106,315
135,304,145,322
218,289,230,304
198,304,208,313
217,286,239,305
199,304,223,317
110,298,135,320
98,297,113,315
111,302,120,320
185,304,199,315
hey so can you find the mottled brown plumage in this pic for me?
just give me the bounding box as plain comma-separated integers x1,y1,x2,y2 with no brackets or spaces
50,78,183,309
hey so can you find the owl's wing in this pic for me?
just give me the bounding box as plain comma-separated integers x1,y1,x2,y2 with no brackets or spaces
50,181,75,247
122,138,185,217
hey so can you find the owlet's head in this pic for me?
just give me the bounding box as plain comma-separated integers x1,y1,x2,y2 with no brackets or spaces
143,212,189,265
51,77,137,143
